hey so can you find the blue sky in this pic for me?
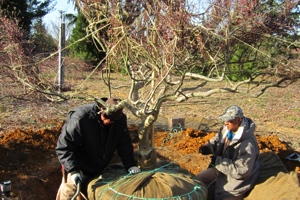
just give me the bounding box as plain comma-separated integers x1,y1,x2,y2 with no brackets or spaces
43,0,76,25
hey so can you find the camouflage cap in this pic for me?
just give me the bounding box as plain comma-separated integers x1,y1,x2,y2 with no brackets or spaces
219,105,244,122
104,98,123,121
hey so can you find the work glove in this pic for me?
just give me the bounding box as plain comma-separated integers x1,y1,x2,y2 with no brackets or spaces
70,172,82,185
198,146,211,155
128,166,141,174
207,156,217,168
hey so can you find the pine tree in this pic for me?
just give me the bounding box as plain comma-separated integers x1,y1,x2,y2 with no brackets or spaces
68,12,105,64
0,0,54,33
31,18,56,56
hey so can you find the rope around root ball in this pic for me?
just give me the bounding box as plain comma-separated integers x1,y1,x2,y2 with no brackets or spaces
88,163,207,200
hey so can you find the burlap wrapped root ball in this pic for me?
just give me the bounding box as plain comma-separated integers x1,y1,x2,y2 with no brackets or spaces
89,171,207,200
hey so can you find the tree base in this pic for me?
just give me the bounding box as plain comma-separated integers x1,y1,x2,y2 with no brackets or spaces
137,148,157,170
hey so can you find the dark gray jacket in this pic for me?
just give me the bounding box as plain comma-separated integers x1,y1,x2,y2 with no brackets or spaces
204,117,260,199
56,102,136,176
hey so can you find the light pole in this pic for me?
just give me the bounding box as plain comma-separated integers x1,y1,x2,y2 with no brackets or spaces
58,10,65,92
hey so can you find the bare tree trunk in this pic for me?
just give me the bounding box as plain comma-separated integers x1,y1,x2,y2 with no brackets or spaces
137,115,157,170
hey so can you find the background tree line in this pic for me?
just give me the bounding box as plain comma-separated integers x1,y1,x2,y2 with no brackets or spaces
0,0,299,100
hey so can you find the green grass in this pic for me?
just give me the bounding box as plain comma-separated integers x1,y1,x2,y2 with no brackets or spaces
0,104,7,112
288,116,300,122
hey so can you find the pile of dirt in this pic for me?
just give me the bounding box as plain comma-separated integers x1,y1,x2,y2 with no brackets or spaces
0,124,63,199
0,123,299,200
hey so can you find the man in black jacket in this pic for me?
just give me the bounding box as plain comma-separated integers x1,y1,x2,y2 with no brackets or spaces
55,97,140,200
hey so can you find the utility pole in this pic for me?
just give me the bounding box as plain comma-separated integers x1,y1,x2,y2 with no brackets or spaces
58,10,66,92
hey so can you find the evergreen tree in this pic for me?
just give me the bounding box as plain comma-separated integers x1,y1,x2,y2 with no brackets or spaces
69,12,105,64
31,18,57,55
0,0,54,33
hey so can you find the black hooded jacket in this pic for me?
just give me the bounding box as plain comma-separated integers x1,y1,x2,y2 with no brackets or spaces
55,101,136,176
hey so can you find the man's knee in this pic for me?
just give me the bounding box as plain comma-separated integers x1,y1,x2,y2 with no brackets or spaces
196,168,218,186
56,173,80,200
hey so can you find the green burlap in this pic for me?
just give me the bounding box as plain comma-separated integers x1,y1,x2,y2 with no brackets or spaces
245,152,300,200
87,163,207,200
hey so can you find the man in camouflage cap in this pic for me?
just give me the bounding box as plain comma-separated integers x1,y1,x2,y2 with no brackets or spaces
219,105,244,122
197,105,260,200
